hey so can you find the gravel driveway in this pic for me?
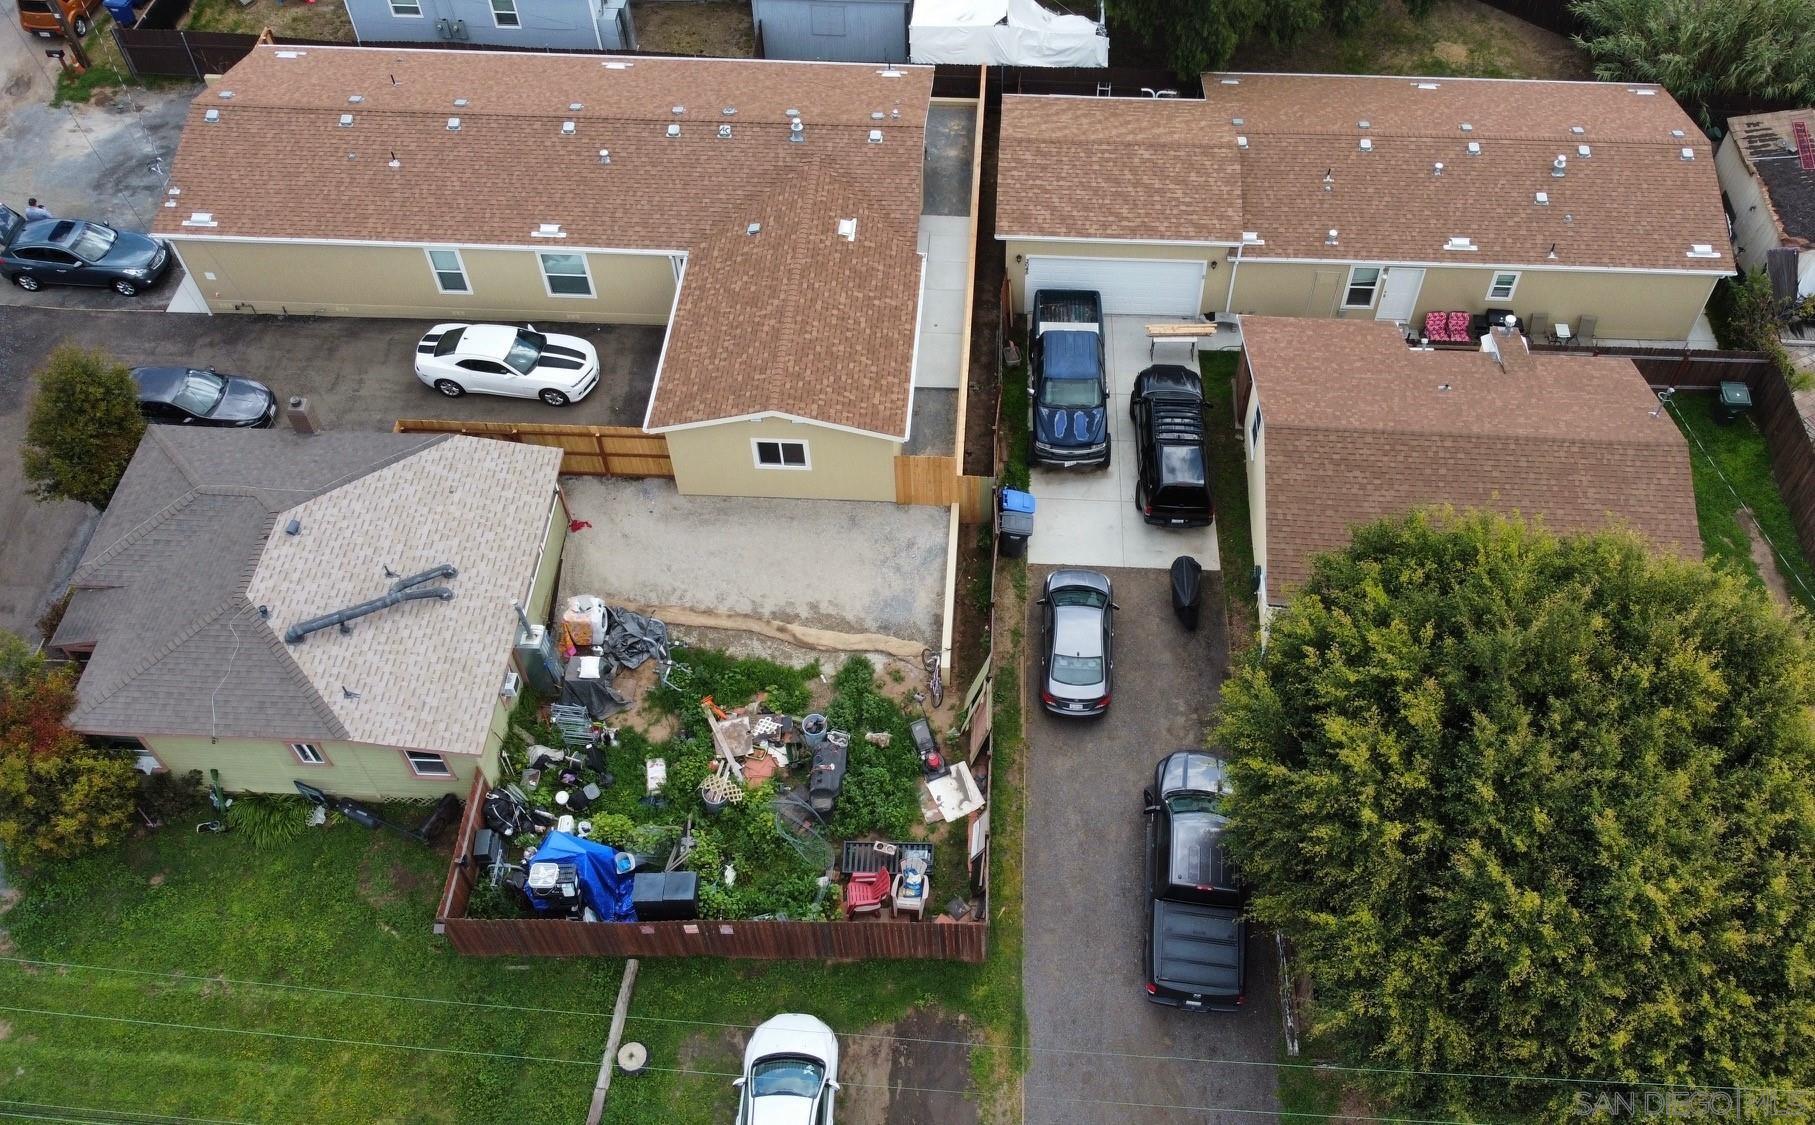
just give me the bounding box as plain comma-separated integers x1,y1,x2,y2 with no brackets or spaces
1021,564,1279,1124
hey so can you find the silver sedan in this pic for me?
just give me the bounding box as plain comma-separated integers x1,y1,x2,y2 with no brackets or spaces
1038,568,1115,716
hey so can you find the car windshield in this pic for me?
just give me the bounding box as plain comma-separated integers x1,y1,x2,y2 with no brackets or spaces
170,370,227,415
503,330,546,376
1040,378,1102,408
1167,792,1229,818
64,224,116,263
750,1056,825,1099
1050,585,1107,609
1051,653,1104,686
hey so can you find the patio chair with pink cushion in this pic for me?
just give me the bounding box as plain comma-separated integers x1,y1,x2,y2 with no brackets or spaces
1446,311,1471,340
844,870,890,917
1423,311,1447,341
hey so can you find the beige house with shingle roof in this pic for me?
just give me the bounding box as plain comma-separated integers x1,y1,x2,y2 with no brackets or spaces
998,73,1731,345
50,428,565,799
155,46,933,502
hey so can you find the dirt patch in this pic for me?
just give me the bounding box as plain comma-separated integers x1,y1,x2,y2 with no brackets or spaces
1739,509,1795,609
633,0,753,57
676,1025,743,1072
1431,40,1470,67
884,1009,979,1125
182,0,353,38
356,843,428,911
611,660,680,743
0,1020,11,1041
1234,0,1590,80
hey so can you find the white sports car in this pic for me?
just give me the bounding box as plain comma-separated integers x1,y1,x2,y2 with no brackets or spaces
734,1013,839,1125
414,322,599,407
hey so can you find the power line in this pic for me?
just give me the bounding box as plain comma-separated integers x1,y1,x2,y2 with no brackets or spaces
0,1100,250,1125
2,955,1800,1097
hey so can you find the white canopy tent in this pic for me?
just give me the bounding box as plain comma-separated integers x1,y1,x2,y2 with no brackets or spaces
909,0,1108,67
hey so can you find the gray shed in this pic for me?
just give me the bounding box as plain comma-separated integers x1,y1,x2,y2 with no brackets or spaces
755,0,909,63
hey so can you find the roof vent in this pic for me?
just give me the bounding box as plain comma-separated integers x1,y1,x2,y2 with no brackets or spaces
1546,242,1559,260
387,152,401,169
562,120,576,135
837,217,857,242
1631,87,1658,95
348,94,364,103
871,111,885,120
666,123,680,138
1358,119,1370,129
598,148,610,164
1670,128,1685,138
453,97,468,108
1325,228,1338,245
671,105,685,115
1230,116,1244,126
338,113,353,128
1359,137,1373,152
1534,191,1549,205
1240,231,1261,244
746,222,761,236
1577,144,1590,157
789,120,804,143
1444,235,1476,251
1680,146,1695,160
1321,168,1333,191
1236,135,1248,149
1460,122,1474,132
1438,383,1452,392
878,68,902,77
717,123,732,139
274,50,303,58
217,89,234,99
1433,161,1445,175
285,518,302,536
569,102,584,111
181,211,216,227
203,108,220,123
868,128,883,144
1687,243,1720,258
1570,125,1585,135
532,222,564,238
1219,77,1240,85
1465,141,1481,155
721,106,736,116
785,108,800,119
602,61,631,69
1415,81,1440,90
446,117,460,131
1551,153,1567,176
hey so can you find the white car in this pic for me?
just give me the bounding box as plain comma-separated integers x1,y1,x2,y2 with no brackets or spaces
414,322,599,407
734,1013,839,1125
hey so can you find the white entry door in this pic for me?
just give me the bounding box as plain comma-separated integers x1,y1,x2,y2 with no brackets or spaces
1375,267,1425,324
1025,256,1206,317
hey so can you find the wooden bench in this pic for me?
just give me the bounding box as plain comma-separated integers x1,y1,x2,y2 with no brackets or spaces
1145,321,1218,360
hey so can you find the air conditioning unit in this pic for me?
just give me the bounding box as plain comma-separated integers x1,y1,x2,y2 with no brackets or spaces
500,670,521,700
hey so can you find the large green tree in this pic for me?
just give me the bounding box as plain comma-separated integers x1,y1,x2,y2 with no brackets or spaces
0,631,137,868
1220,511,1815,1118
21,344,146,508
1574,0,1815,119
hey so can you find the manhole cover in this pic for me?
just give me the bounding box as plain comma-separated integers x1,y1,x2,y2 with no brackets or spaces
616,1041,648,1074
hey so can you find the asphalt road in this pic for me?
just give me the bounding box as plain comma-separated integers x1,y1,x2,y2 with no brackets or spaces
1022,564,1280,1125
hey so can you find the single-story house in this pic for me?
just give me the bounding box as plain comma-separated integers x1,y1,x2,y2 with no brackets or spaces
1717,108,1815,301
997,74,1731,345
1236,317,1703,626
155,47,933,503
342,0,634,52
49,427,565,798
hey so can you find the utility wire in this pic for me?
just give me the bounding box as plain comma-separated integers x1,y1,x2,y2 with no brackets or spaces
1,955,1801,1096
0,1100,251,1125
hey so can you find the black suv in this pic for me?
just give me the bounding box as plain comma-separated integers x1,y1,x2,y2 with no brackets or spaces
1143,751,1248,1012
1130,365,1213,527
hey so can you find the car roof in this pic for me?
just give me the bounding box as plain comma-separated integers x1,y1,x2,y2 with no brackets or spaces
456,324,520,360
1052,604,1105,658
1041,330,1100,381
1157,750,1229,797
1137,364,1204,399
129,366,211,398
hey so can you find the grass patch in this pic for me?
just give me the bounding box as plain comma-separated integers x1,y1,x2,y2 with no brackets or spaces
1275,1052,1344,1123
1668,392,1815,612
1229,0,1590,80
184,0,352,38
999,357,1029,492
1200,351,1258,643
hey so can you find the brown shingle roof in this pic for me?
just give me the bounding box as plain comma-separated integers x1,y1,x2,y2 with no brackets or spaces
1723,108,1815,245
998,74,1728,272
1241,317,1702,597
157,46,931,436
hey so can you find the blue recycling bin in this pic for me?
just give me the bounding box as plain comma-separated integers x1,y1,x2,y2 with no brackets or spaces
998,488,1034,557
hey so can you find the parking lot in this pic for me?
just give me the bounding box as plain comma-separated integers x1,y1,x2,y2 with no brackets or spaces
1022,564,1279,1124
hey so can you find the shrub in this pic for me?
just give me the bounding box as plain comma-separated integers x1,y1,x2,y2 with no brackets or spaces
225,795,312,849
21,345,147,508
139,769,206,823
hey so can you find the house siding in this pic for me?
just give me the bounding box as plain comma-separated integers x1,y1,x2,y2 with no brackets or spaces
141,733,499,799
1003,238,1720,343
751,0,909,63
526,488,568,624
662,418,900,501
1716,134,1784,278
168,239,679,324
345,0,603,50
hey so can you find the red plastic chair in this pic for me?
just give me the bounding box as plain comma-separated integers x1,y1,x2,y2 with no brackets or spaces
844,870,890,917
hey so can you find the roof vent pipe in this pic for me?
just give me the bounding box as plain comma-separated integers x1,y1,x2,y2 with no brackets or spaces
1321,168,1333,191
284,565,458,645
718,123,732,139
1433,161,1444,175
1552,154,1567,177
789,120,804,143
1325,228,1338,245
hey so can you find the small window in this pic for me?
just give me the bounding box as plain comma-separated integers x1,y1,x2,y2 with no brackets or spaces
1486,271,1520,301
1248,406,1262,459
405,751,452,778
538,252,593,298
1342,266,1381,309
290,742,327,765
490,0,519,26
389,0,421,15
754,439,810,470
425,248,469,294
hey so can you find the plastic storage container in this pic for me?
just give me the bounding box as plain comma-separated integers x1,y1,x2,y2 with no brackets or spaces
998,488,1035,557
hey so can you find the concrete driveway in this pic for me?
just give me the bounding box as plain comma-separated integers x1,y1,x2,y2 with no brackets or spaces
1028,317,1221,571
559,477,949,646
4,306,663,429
1022,564,1278,1124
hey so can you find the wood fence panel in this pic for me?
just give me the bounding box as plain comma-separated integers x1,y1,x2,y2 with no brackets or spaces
443,915,988,962
895,455,992,521
1746,369,1815,572
394,419,672,477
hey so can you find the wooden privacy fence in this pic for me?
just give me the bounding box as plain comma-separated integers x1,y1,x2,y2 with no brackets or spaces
895,454,992,522
393,419,672,477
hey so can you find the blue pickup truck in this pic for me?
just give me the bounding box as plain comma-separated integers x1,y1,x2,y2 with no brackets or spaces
1029,289,1110,469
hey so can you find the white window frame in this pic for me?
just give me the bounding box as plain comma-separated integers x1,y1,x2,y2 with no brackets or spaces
388,0,422,16
537,251,594,299
490,0,520,27
752,439,811,471
1485,271,1521,302
1341,265,1382,309
424,247,470,295
404,750,453,778
289,742,328,766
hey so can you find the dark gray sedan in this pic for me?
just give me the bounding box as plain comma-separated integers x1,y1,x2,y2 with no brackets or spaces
130,366,277,428
0,206,172,296
1038,568,1115,716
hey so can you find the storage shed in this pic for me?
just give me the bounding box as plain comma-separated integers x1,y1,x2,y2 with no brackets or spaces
754,0,909,63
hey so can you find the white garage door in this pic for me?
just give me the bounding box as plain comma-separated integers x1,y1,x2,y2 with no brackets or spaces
1025,256,1206,317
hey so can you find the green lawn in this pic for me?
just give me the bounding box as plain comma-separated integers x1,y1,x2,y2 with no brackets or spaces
1667,392,1815,613
1200,352,1258,643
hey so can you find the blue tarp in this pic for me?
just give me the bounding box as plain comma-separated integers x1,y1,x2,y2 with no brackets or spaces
1041,330,1101,381
528,831,637,922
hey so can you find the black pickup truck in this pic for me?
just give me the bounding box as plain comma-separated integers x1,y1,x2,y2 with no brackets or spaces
1143,750,1247,1012
1029,288,1110,469
1130,364,1213,527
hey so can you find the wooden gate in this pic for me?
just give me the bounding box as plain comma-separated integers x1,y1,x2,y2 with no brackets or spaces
895,454,992,521
393,420,672,477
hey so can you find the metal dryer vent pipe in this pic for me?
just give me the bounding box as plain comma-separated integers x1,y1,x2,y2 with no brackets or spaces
284,564,458,644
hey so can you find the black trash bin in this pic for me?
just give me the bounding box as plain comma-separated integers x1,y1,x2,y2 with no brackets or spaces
1170,555,1203,631
998,488,1035,558
1715,381,1753,425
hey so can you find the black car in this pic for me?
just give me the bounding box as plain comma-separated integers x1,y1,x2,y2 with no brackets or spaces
1130,364,1214,527
0,205,172,296
1143,750,1248,1012
130,366,278,428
